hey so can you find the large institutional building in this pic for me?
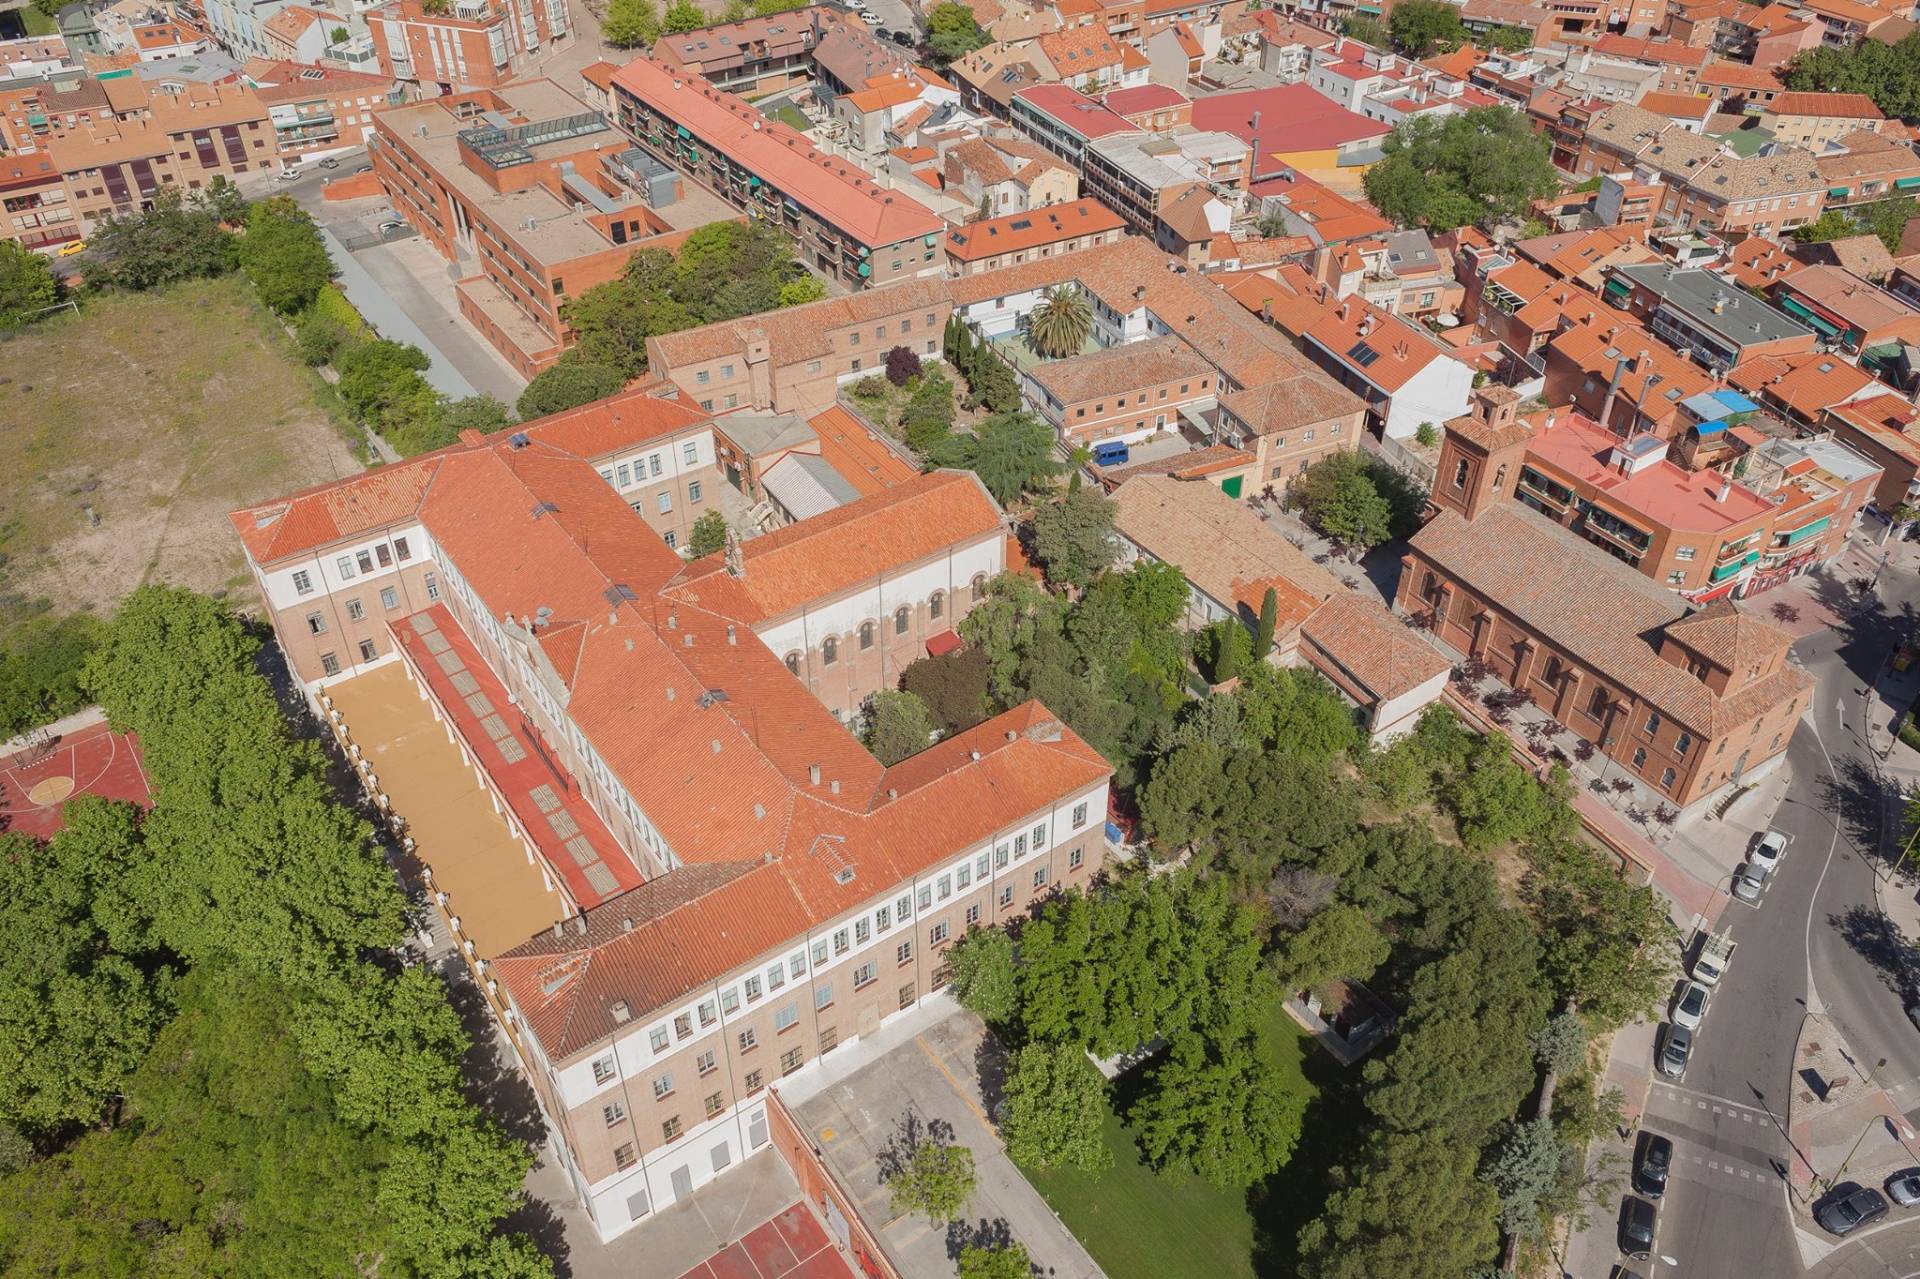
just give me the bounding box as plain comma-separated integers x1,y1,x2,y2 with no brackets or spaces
231,387,1112,1243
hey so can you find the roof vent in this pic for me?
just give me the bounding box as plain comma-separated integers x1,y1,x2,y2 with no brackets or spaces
603,583,638,604
533,605,553,627
830,779,840,794
834,867,856,885
622,916,634,932
969,750,980,761
809,764,821,784
711,738,722,754
698,689,731,707
610,999,631,1022
509,431,531,448
726,624,737,645
754,803,766,820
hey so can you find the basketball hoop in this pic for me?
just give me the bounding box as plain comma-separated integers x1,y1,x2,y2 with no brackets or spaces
15,727,56,770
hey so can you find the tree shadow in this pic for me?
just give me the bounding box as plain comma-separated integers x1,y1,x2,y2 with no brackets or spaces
1809,568,1920,693
440,954,551,1147
944,1215,1015,1263
1357,542,1404,607
1826,903,1920,1002
975,1028,1012,1123
500,1189,574,1279
1816,752,1900,865
876,1109,955,1183
1247,1043,1369,1279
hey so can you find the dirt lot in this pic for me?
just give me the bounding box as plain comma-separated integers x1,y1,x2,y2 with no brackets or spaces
0,278,364,618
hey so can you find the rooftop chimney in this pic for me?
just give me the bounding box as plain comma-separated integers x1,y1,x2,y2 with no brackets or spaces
809,763,821,784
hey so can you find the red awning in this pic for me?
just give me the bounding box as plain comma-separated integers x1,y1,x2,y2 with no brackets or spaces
925,630,962,658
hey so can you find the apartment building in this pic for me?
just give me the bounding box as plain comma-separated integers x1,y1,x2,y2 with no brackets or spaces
648,10,825,97
1603,263,1816,370
1212,372,1368,493
0,152,75,249
1823,392,1920,514
371,81,702,377
1300,297,1475,441
1187,82,1387,181
1403,392,1813,810
940,135,1078,217
1758,90,1889,148
943,196,1126,275
1765,264,1920,355
1542,312,1717,439
44,80,276,233
609,56,945,291
1079,128,1247,260
1816,129,1920,209
365,0,571,93
1025,334,1218,448
247,59,396,162
230,396,1112,1243
1010,83,1140,168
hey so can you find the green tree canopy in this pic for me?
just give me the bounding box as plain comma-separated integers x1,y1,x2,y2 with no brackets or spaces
1388,0,1466,55
84,187,237,291
1023,285,1093,358
237,195,334,314
936,410,1062,505
1130,1029,1306,1189
688,509,730,558
1032,487,1117,589
1000,1041,1113,1174
0,240,60,330
517,358,627,419
861,689,937,764
602,0,659,46
1271,902,1390,993
958,1243,1032,1279
886,1138,976,1223
927,0,988,62
900,646,992,736
947,924,1019,1025
662,0,706,31
1783,32,1920,123
0,612,99,737
1362,108,1559,231
1297,1131,1502,1279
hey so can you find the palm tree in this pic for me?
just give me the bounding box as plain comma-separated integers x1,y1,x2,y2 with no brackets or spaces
1024,286,1093,359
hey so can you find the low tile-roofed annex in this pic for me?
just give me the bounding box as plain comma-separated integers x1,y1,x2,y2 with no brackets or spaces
1409,503,1811,734
1028,333,1213,404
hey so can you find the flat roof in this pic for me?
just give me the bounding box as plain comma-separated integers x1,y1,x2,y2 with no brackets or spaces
1527,411,1773,533
1611,263,1814,347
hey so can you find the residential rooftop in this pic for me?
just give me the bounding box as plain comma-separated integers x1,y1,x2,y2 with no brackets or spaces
1610,263,1814,347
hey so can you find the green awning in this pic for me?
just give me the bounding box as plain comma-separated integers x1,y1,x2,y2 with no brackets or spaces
1779,295,1842,337
1781,516,1829,546
1604,278,1631,297
748,176,760,188
674,124,690,138
1899,176,1920,190
857,262,872,277
924,233,937,246
1710,550,1761,581
1829,186,1852,198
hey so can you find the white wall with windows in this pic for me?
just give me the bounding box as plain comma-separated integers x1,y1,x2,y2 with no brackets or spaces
754,534,1003,659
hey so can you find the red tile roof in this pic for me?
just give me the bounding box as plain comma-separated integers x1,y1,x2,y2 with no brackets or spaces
1190,84,1389,155
1012,83,1140,139
1305,298,1448,393
1765,90,1885,119
611,57,942,247
945,197,1126,262
1099,83,1189,115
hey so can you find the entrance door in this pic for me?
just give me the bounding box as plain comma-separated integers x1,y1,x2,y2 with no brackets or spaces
669,1165,693,1202
825,1196,851,1249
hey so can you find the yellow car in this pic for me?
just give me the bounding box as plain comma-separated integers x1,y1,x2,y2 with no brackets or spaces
57,239,87,257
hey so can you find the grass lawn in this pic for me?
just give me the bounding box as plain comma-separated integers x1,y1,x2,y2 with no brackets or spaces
19,6,56,33
767,104,812,134
0,277,364,621
1020,1002,1323,1279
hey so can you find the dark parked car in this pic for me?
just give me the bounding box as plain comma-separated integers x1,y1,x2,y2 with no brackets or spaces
1815,1182,1889,1236
1619,1195,1656,1259
887,28,915,44
1635,1132,1673,1199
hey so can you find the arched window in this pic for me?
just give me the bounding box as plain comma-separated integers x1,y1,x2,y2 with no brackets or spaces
1493,464,1508,493
785,652,801,676
859,621,875,651
894,606,910,634
1453,457,1470,490
970,573,987,595
822,636,839,666
929,590,945,621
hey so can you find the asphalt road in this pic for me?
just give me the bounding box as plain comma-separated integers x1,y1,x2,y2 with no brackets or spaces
1626,559,1920,1279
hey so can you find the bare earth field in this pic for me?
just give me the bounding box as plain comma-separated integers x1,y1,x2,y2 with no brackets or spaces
0,278,364,617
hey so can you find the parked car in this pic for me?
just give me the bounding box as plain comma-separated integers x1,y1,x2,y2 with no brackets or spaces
377,219,407,234
1751,828,1787,875
887,28,915,44
1619,1195,1656,1259
1887,1168,1920,1206
1815,1182,1889,1236
858,10,882,21
276,167,303,181
1659,1024,1692,1079
356,164,373,174
57,239,87,257
1634,1132,1673,1199
319,156,340,169
1672,981,1709,1031
1731,865,1765,901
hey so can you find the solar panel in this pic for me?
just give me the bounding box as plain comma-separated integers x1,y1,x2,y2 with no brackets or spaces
1348,342,1381,368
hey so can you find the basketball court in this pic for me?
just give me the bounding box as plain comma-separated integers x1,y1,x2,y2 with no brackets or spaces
673,1202,854,1279
0,717,153,840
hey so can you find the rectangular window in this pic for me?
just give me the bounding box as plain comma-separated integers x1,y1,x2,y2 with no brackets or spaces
781,1047,805,1075
358,639,378,662
965,904,980,926
1032,823,1046,848
789,951,806,979
1033,866,1050,888
721,988,740,1015
394,537,411,561
744,975,762,1002
853,961,876,988
767,963,784,991
896,941,913,965
321,652,340,676
293,570,314,595
1000,885,1014,907
347,598,365,622
1014,833,1027,859
661,1117,682,1143
994,845,1009,869
833,928,849,955
854,918,871,945
899,982,917,1010
307,613,327,636
976,853,989,879
811,939,828,966
699,999,716,1026
683,441,698,465
929,921,949,945
604,1100,627,1125
689,480,703,502
745,1068,764,1093
1069,847,1083,869
335,556,355,580
814,981,833,1010
956,863,971,890
424,573,440,601
592,1055,616,1085
657,492,672,514
380,586,398,611
651,1073,673,1100
1675,546,1696,561
917,885,932,911
737,1027,757,1051
673,1013,692,1039
375,545,392,569
818,1027,838,1054
774,1002,798,1032
649,1027,669,1053
357,550,374,574
696,1049,716,1075
705,1091,725,1118
615,1142,637,1169
897,894,912,919
937,874,951,900
618,463,631,486
876,905,892,932
650,455,662,477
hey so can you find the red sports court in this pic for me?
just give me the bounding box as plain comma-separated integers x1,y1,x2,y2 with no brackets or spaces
0,718,152,841
675,1202,855,1279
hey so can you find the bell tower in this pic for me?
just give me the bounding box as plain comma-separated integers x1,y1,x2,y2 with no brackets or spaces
1431,385,1533,523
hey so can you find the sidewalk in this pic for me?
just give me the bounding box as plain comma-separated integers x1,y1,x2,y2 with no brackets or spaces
1561,1018,1661,1279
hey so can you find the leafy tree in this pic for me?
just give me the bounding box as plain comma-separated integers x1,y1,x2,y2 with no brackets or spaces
1783,32,1920,122
336,338,439,443
885,345,923,386
603,0,659,46
1852,195,1917,254
437,393,515,436
958,1243,1032,1279
1271,902,1390,992
1000,1041,1112,1174
1023,286,1093,358
83,187,236,291
1339,14,1388,45
1792,209,1859,244
1532,1009,1587,1077
947,925,1018,1026
861,689,937,764
1130,1030,1305,1189
1298,1131,1502,1279
237,195,334,314
662,0,706,31
0,239,60,330
927,0,988,62
0,612,100,736
778,273,828,306
1443,733,1574,850
900,646,992,735
1482,23,1534,51
688,509,729,558
1414,421,1440,448
1389,0,1465,55
1195,618,1252,683
517,357,626,418
1522,834,1674,1027
887,1137,976,1223
0,1124,30,1175
1483,1116,1573,1240
938,410,1061,505
1362,108,1558,231
1254,586,1278,659
296,309,352,366
964,349,1021,413
901,369,957,456
1031,487,1117,589
1295,451,1392,548
203,176,251,228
